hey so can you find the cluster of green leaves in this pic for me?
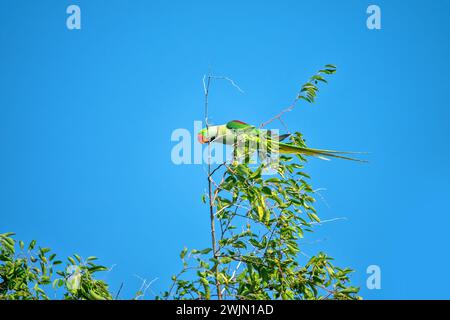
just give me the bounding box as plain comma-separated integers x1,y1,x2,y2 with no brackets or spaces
0,232,113,300
162,133,360,300
298,64,337,103
162,64,359,300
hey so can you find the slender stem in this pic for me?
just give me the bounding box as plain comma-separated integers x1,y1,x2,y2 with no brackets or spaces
204,75,222,300
115,282,124,300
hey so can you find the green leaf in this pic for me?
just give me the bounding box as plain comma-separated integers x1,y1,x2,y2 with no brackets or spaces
220,257,233,264
257,206,264,221
309,213,321,223
40,247,51,255
261,186,272,195
0,232,15,238
341,286,359,294
180,247,188,259
28,240,36,251
198,248,212,255
88,265,108,273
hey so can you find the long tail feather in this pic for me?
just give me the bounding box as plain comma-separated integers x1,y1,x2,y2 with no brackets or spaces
278,142,368,163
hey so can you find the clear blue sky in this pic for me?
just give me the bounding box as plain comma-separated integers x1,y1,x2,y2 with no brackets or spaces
1,0,449,299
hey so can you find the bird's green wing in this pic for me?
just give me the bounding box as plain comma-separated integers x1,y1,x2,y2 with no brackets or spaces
226,120,254,130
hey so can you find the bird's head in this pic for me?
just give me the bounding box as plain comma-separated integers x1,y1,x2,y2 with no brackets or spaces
197,126,219,144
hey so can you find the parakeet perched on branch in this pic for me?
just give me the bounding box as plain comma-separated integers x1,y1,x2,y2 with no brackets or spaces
198,120,367,162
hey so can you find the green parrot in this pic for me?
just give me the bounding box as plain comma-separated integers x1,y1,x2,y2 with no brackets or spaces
197,120,366,162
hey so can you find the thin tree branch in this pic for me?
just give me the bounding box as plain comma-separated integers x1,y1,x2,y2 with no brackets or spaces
310,217,348,226
115,282,124,300
204,75,222,300
203,73,244,300
209,76,244,93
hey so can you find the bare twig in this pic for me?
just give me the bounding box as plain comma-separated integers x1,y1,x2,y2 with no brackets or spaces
134,275,158,300
115,282,124,300
313,188,330,208
203,73,244,300
203,74,244,126
209,76,244,93
204,74,222,300
311,217,348,226
260,104,295,129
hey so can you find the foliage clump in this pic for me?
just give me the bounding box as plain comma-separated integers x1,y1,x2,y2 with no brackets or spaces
0,232,112,300
162,64,360,300
162,133,360,300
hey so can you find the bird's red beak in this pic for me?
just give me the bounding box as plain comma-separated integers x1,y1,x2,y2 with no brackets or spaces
198,133,208,144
